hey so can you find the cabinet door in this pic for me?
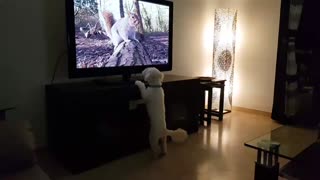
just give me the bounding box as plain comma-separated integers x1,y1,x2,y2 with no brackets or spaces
163,80,201,133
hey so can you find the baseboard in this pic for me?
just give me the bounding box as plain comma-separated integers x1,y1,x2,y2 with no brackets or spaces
232,106,271,117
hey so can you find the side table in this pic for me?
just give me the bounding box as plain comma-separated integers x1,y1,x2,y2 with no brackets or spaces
199,79,231,125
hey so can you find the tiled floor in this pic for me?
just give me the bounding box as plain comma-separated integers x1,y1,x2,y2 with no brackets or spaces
51,110,287,180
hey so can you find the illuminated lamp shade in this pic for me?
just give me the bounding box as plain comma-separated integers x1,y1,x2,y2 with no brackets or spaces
212,8,237,111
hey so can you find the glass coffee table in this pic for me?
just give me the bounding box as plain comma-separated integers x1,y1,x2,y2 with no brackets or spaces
244,126,319,180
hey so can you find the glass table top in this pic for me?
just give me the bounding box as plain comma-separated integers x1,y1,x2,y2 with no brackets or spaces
245,126,319,160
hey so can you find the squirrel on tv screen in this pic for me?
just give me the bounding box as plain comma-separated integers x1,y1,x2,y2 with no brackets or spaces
74,0,170,68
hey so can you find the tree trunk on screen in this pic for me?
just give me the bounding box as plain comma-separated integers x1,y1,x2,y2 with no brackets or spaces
133,0,144,40
119,0,125,18
106,41,152,67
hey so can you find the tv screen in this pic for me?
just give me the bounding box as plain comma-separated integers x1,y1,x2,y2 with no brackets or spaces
66,0,173,78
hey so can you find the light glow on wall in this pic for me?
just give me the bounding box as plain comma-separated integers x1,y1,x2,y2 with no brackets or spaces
202,21,214,77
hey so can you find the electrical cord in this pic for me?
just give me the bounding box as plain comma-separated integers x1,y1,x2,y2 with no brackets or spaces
51,50,68,84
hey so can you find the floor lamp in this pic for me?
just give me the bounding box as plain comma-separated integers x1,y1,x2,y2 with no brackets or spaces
212,8,237,111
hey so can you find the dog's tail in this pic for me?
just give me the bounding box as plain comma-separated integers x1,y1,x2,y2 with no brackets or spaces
167,128,188,143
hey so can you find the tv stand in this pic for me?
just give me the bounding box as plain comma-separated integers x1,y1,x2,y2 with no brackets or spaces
122,72,132,82
46,75,201,173
92,74,144,86
92,78,133,86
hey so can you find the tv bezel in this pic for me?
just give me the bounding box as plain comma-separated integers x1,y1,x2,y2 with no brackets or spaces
66,0,173,78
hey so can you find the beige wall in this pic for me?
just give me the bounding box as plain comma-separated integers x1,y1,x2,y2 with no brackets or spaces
2,0,48,146
1,0,280,145
171,0,281,112
1,0,66,146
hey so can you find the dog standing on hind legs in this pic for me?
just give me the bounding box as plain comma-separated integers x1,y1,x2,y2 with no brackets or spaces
135,67,188,157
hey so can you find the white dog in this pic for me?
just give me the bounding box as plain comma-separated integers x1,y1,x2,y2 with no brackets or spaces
135,67,188,157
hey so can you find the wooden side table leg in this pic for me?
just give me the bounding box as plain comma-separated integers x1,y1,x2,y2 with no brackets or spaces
207,88,212,126
219,84,225,121
200,89,205,126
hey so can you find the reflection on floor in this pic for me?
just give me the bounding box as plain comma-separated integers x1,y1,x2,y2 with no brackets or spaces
40,110,288,180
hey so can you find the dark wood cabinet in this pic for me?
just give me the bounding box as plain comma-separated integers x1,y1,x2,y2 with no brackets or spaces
45,75,201,173
272,0,320,126
162,75,201,133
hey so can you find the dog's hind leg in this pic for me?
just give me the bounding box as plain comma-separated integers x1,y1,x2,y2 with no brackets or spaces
149,133,161,156
159,136,167,156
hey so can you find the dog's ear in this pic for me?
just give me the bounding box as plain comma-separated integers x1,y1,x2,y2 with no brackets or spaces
156,71,164,82
160,72,164,82
142,68,152,82
142,68,152,78
145,68,163,83
142,68,147,77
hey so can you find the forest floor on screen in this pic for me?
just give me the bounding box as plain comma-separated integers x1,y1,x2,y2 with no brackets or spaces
75,32,169,68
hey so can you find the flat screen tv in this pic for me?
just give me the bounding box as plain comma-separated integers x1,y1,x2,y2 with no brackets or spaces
66,0,173,79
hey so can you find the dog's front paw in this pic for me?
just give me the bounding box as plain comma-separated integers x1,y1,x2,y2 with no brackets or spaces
135,80,143,86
